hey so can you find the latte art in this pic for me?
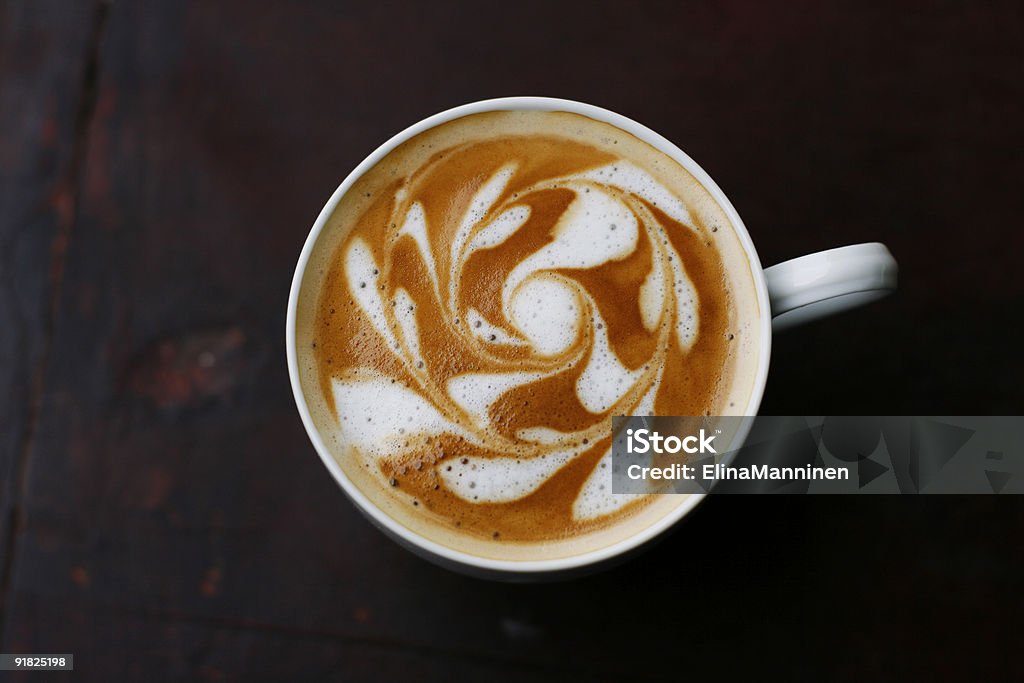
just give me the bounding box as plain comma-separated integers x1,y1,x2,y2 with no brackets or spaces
296,111,761,559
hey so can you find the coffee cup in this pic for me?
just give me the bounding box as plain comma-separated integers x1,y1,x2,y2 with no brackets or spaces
286,97,897,579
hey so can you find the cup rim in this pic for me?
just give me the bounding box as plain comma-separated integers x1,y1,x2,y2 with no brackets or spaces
286,96,773,574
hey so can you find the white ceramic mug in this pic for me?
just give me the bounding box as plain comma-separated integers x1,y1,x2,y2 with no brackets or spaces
286,97,897,580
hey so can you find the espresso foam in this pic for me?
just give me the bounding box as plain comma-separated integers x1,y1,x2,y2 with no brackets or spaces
294,110,762,561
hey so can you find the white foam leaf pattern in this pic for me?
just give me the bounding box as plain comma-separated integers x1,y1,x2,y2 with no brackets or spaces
345,238,397,351
449,164,517,306
394,288,424,367
576,161,694,229
397,201,438,291
439,449,576,503
573,447,647,520
332,372,473,461
465,205,531,255
576,305,644,413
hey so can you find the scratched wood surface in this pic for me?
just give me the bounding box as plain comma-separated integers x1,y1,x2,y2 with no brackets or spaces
0,0,102,652
0,1,1022,680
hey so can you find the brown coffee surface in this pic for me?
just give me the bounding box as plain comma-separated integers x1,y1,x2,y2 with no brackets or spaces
295,110,762,561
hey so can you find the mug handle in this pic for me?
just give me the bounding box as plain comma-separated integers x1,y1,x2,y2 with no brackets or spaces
764,242,898,331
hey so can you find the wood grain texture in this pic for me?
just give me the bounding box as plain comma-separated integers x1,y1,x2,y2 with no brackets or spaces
0,0,102,618
0,1,1022,680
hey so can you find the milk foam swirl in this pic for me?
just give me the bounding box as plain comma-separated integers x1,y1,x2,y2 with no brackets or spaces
314,133,735,538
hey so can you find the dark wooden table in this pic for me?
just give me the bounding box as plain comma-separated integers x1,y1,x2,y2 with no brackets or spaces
1,1,1021,680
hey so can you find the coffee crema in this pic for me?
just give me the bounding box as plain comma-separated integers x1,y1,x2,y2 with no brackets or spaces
295,111,762,561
